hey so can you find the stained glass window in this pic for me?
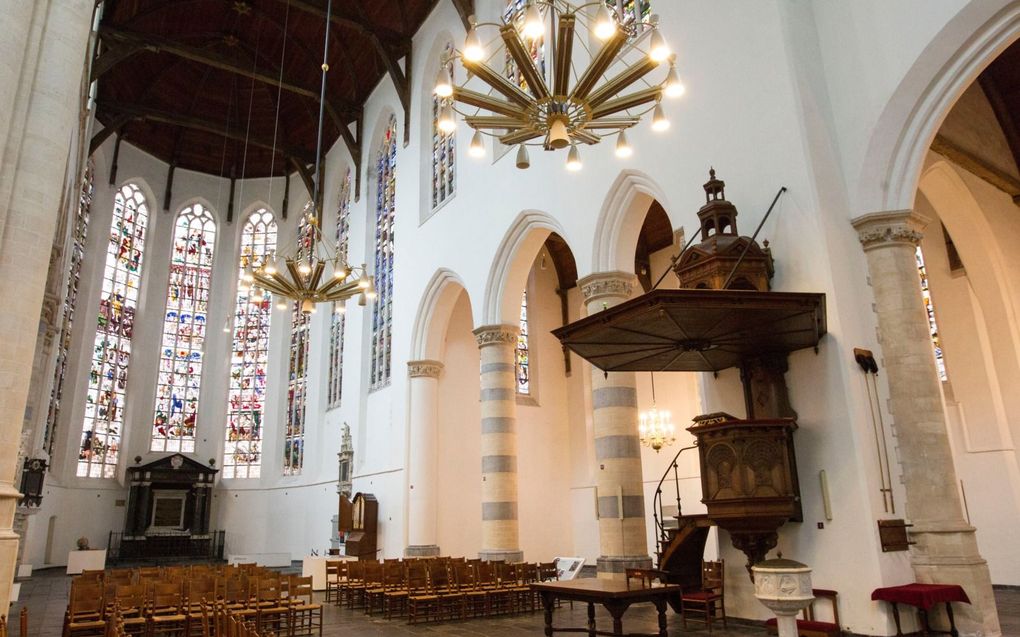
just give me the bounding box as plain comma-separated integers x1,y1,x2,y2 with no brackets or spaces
77,183,149,478
224,209,277,478
516,291,530,394
916,247,947,381
504,0,546,91
285,210,314,475
328,169,353,407
46,162,94,459
370,116,397,388
432,45,456,210
151,204,216,453
606,0,652,35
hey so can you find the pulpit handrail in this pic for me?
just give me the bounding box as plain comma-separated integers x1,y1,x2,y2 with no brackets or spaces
652,444,697,559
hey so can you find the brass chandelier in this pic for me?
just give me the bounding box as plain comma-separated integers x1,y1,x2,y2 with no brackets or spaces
435,0,684,170
638,373,675,452
241,0,374,316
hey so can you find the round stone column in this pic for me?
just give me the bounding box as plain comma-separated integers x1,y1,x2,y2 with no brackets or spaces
473,324,523,562
405,359,443,557
0,0,94,611
579,272,652,577
853,210,1000,636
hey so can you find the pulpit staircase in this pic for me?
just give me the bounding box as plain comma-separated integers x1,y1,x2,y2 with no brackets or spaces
652,445,714,592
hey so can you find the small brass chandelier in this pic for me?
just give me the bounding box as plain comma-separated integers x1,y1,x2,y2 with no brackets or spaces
435,0,684,170
244,0,374,315
639,373,675,452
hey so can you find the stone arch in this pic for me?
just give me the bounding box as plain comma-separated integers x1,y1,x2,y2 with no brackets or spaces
859,1,1020,213
481,210,572,325
591,169,672,274
410,268,471,361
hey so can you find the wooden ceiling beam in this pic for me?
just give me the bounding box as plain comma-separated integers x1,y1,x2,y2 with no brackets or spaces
288,156,316,202
88,115,130,156
94,25,360,117
451,0,474,32
931,133,1020,206
99,101,316,164
264,0,406,44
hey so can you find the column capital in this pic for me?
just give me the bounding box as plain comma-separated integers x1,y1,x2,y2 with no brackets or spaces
473,324,519,348
578,271,638,305
407,359,444,378
851,209,931,251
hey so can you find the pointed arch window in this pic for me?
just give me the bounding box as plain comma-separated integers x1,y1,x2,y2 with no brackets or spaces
77,183,149,478
224,209,277,478
432,43,456,210
504,0,546,90
370,116,397,389
328,169,353,407
284,209,314,475
48,162,94,459
916,247,948,381
516,291,531,395
152,204,216,452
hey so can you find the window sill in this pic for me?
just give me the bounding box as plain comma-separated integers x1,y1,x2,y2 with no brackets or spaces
516,394,539,407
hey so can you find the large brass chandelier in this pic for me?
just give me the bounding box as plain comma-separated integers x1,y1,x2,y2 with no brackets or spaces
242,0,374,316
435,0,684,170
638,373,675,452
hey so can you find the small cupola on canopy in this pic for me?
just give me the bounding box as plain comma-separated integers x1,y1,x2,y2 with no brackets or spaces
673,169,774,291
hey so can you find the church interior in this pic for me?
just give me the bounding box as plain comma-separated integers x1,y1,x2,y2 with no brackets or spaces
4,1,1020,636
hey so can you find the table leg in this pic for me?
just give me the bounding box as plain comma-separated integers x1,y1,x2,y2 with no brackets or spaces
918,608,930,637
946,602,959,637
540,592,556,637
604,601,630,636
890,602,904,637
587,602,596,637
653,598,668,637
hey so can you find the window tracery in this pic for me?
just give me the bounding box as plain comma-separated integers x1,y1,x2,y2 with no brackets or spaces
77,183,149,478
284,210,314,474
328,169,353,407
370,116,397,389
224,209,277,478
151,204,216,453
516,290,531,395
432,43,456,210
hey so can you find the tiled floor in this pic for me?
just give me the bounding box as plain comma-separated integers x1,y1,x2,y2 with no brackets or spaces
10,568,1019,637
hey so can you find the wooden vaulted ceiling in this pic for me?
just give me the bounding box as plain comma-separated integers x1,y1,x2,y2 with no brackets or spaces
979,38,1020,181
92,0,466,198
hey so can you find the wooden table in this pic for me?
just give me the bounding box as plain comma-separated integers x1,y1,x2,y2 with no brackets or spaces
531,579,682,637
871,583,971,637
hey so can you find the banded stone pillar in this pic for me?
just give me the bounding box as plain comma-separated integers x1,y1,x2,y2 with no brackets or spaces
579,272,652,577
405,360,443,557
0,0,94,610
473,324,523,562
853,211,1000,636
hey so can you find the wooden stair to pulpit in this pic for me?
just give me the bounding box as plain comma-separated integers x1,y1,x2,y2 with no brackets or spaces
656,513,714,593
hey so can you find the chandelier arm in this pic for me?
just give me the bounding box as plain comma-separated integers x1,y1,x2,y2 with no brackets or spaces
552,13,575,96
590,86,661,119
252,273,295,297
460,59,533,108
307,260,327,291
570,129,601,145
452,87,524,119
463,115,531,129
500,129,543,145
587,57,661,108
284,260,308,292
319,279,362,300
571,28,628,101
583,118,639,129
500,25,550,101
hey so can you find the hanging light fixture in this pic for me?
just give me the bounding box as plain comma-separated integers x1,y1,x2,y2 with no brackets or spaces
469,130,486,158
250,0,374,315
638,373,676,452
437,1,684,167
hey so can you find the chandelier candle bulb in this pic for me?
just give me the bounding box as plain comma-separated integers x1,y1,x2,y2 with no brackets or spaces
593,4,616,40
650,30,670,62
615,130,633,158
523,4,544,39
434,67,453,97
664,65,685,98
463,25,484,61
300,298,314,314
438,102,456,133
263,256,277,275
566,145,582,171
275,296,288,311
469,131,486,158
516,144,530,169
548,117,571,149
652,102,670,131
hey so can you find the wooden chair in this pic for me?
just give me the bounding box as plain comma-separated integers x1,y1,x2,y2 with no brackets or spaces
428,561,464,621
378,562,408,619
406,563,438,625
680,560,727,633
65,581,106,637
112,585,147,637
323,561,342,604
252,579,289,636
148,582,187,637
454,562,487,619
289,577,322,637
765,589,841,637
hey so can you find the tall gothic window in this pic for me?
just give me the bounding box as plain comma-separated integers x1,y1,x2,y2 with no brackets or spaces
607,0,652,33
46,162,94,458
916,247,948,381
285,210,314,474
328,169,352,407
224,209,277,478
77,183,149,478
432,44,456,210
370,116,397,388
516,291,531,394
504,0,546,90
152,204,216,453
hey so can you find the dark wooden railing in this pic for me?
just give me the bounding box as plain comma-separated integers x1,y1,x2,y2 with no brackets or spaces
651,444,698,559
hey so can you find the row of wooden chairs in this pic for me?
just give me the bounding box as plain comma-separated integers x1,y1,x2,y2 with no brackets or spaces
103,604,281,637
65,573,320,637
325,557,557,624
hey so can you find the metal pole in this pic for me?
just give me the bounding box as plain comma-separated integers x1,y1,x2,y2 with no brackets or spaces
722,186,787,289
